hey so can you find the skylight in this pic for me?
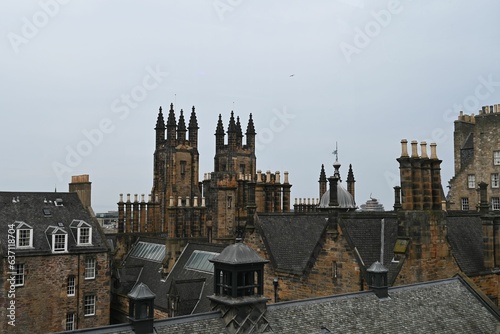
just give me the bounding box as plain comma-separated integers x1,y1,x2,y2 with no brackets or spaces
129,241,166,262
184,250,219,274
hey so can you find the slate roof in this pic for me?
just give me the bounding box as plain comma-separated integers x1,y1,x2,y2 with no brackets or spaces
114,238,169,311
256,214,329,275
164,242,227,315
54,276,500,334
339,215,402,284
0,191,108,256
446,215,485,275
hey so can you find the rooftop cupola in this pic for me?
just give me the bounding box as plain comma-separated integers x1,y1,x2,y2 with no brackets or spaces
367,261,389,298
128,282,156,334
208,240,271,333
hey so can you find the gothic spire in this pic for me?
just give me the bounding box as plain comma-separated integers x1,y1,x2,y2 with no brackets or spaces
246,113,256,135
166,103,176,128
155,106,165,129
319,164,327,182
178,109,186,132
215,114,225,135
227,111,237,133
189,106,198,129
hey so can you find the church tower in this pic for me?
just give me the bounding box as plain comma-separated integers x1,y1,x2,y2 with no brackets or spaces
150,104,204,237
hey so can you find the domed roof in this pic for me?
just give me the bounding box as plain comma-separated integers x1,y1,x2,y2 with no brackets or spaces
210,242,268,265
318,184,357,209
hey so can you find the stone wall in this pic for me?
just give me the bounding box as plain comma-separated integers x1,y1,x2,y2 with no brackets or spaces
1,251,110,333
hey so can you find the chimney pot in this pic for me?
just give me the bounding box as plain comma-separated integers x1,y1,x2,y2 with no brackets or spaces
410,140,419,158
400,139,409,157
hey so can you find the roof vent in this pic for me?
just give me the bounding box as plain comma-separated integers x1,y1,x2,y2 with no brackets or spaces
55,198,64,207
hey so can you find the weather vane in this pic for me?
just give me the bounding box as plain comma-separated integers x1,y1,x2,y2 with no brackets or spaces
332,142,339,162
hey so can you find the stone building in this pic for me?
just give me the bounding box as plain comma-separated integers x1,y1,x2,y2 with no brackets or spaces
448,104,500,211
52,243,500,333
117,105,291,241
0,186,110,333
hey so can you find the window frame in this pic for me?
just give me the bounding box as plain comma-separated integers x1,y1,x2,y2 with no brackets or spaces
14,263,24,287
84,295,96,316
461,197,469,211
494,151,500,165
492,197,500,211
84,257,96,280
77,226,92,246
67,276,75,296
467,174,476,189
180,160,186,176
16,226,33,249
492,173,499,189
53,233,67,253
66,313,75,331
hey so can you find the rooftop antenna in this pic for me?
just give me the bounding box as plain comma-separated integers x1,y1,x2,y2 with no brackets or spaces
174,93,176,108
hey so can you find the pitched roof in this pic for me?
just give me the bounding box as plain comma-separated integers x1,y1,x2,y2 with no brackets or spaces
446,215,485,275
256,214,329,275
264,276,500,333
0,191,108,256
164,242,227,315
55,276,500,334
340,215,402,284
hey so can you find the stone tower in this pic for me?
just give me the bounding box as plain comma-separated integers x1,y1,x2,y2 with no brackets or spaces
448,105,500,211
151,104,205,237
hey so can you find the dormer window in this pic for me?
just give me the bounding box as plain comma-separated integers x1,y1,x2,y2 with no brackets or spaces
15,221,33,248
46,226,68,253
70,220,92,246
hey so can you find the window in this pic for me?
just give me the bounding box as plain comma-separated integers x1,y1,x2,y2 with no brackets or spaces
494,151,500,165
71,220,92,246
67,276,75,296
78,227,91,245
16,225,33,248
14,264,24,287
85,258,96,279
180,160,186,176
467,175,476,188
239,164,245,174
461,198,469,211
53,234,67,252
493,198,500,211
84,295,95,316
227,196,232,209
492,173,499,188
66,313,75,331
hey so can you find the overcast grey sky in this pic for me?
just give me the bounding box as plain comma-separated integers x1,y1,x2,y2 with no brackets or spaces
2,1,500,213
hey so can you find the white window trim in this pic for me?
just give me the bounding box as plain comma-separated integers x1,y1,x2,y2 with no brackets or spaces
77,226,92,246
467,175,476,189
84,258,96,280
52,234,68,253
14,264,24,287
494,151,500,165
491,174,499,188
492,198,500,211
461,198,469,211
67,276,75,296
16,228,33,249
84,295,96,316
66,313,75,331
